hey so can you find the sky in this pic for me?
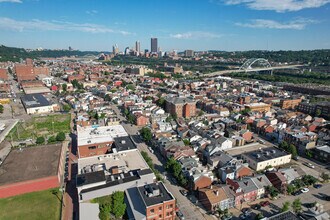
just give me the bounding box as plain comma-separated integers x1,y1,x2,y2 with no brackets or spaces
0,0,329,51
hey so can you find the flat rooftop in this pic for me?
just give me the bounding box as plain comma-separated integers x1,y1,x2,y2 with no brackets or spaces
243,147,289,162
113,136,136,152
23,87,51,95
137,182,174,207
21,93,51,108
77,149,149,175
224,143,267,156
77,125,128,146
0,144,62,186
245,102,269,107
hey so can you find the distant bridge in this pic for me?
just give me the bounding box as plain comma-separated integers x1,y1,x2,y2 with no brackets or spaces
202,58,304,77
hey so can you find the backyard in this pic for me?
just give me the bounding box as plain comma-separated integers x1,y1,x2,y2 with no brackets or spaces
6,114,71,141
0,188,62,220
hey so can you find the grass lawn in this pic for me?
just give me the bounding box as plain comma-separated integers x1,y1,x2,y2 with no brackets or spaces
0,188,62,220
6,114,71,141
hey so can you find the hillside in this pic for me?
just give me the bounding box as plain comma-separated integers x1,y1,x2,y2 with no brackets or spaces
0,45,104,62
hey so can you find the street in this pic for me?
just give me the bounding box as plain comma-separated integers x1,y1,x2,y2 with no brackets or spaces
110,103,215,220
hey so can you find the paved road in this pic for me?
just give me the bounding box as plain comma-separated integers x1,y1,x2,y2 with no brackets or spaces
256,135,330,179
110,103,214,220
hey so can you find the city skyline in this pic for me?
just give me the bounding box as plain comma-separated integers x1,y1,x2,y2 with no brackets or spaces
0,0,329,51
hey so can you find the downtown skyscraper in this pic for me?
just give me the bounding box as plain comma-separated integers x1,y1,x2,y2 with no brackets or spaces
151,38,158,53
135,41,140,54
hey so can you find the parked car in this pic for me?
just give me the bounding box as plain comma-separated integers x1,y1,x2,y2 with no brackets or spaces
301,188,309,193
260,201,270,207
239,214,250,220
251,204,261,210
242,208,252,215
324,195,330,201
293,190,302,196
180,189,188,196
176,210,185,220
304,163,315,169
313,184,322,189
148,147,154,153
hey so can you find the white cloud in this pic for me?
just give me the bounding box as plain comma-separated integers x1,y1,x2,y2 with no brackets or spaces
236,18,318,30
170,31,222,39
0,0,22,2
0,17,132,35
222,0,330,12
86,10,98,15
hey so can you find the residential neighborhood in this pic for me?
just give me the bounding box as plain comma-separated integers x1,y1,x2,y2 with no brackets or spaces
0,48,329,220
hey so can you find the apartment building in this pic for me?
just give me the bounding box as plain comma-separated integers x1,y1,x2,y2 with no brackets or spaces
165,96,196,118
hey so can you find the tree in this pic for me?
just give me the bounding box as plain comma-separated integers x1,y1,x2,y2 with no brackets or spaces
140,127,152,142
112,191,126,219
315,109,321,117
104,94,111,102
266,186,279,198
305,150,313,158
56,132,66,142
62,83,67,92
48,136,56,143
63,104,71,112
321,172,329,181
255,213,264,220
287,184,296,195
302,175,317,186
125,84,135,91
183,139,190,146
217,208,229,218
124,108,129,116
292,198,302,213
281,201,291,212
156,97,165,109
288,144,298,158
36,136,45,145
0,104,3,114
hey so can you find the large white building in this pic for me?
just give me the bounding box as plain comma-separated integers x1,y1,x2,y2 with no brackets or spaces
76,148,155,202
241,147,291,171
21,94,57,114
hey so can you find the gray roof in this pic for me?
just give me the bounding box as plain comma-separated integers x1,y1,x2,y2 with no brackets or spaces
243,147,289,162
316,145,330,154
238,178,258,193
21,93,51,108
166,96,195,105
250,174,272,189
137,182,174,207
113,136,136,152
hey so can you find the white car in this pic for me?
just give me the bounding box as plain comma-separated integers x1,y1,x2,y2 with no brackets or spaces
301,188,309,193
305,163,315,169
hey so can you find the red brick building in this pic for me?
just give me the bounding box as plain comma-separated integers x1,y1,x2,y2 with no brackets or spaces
280,98,302,110
126,182,176,220
165,97,196,118
68,74,85,82
135,113,149,126
0,144,65,198
191,175,212,191
0,68,8,80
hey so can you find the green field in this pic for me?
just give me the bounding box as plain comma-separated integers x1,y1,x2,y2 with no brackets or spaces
0,188,62,220
7,114,71,141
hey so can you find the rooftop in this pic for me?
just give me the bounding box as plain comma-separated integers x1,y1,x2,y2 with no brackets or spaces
316,145,330,154
77,149,149,175
0,144,62,186
21,93,51,108
243,147,289,162
166,96,195,105
77,125,128,146
113,136,136,152
137,182,174,207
